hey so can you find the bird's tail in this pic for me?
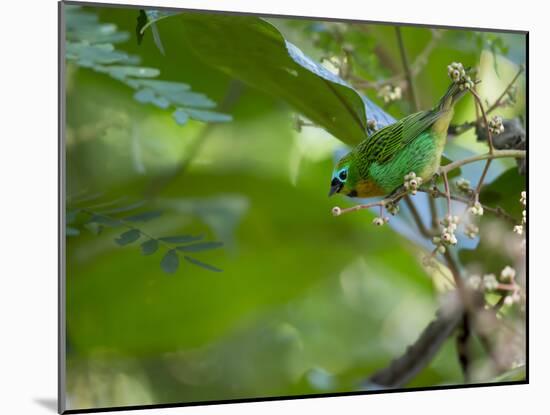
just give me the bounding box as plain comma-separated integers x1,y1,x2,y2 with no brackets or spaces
435,82,469,112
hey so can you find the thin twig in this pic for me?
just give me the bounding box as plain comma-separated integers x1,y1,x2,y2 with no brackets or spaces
449,66,524,136
404,196,433,237
442,170,452,215
395,27,419,111
474,159,492,202
469,88,495,153
332,191,408,216
417,189,517,224
352,29,442,92
366,292,464,388
456,313,472,382
439,149,525,173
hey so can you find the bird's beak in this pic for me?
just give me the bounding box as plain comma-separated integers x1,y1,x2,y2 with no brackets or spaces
328,179,343,196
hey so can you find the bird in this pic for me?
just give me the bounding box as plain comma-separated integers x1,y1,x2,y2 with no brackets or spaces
328,69,471,199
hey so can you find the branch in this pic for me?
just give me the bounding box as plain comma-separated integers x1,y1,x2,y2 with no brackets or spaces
418,189,517,223
469,88,495,153
365,293,464,388
449,66,524,136
352,29,442,91
331,190,408,216
395,27,420,111
439,149,525,174
456,313,472,382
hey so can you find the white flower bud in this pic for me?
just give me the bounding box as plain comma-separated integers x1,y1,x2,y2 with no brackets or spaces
513,225,524,235
500,266,516,282
467,274,482,290
520,191,526,206
372,217,384,226
483,274,498,291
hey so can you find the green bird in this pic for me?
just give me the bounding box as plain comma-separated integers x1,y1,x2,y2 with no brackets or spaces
328,81,468,198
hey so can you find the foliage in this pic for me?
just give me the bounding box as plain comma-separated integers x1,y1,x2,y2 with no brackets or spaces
66,194,223,274
63,3,527,411
65,5,232,126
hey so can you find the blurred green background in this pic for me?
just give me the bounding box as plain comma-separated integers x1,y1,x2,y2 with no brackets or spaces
64,4,526,411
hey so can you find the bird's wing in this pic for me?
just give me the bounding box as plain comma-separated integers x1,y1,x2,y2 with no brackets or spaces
365,110,442,164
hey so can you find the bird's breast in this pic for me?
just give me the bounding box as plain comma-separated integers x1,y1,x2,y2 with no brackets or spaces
354,179,386,198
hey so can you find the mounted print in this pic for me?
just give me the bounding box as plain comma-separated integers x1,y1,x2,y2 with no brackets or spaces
59,1,528,413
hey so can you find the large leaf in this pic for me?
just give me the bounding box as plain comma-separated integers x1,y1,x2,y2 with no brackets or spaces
174,13,395,146
480,168,525,218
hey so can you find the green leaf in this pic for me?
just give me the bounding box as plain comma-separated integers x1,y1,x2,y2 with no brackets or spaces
184,256,222,272
66,226,80,236
176,242,223,252
136,10,147,45
137,79,190,94
159,235,204,244
140,239,159,256
160,249,179,274
66,209,79,224
98,201,145,215
172,108,189,126
480,168,525,218
124,211,162,222
166,91,216,108
115,229,141,246
183,108,233,123
151,23,165,56
66,42,130,66
88,214,121,227
177,13,395,145
84,222,103,235
105,65,160,80
133,88,156,103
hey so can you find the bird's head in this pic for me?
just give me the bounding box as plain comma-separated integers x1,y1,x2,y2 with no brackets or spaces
328,154,358,197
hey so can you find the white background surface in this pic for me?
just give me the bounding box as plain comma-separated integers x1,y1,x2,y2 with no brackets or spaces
0,0,545,414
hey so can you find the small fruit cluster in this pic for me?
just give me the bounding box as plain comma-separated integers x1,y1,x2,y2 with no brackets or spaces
432,215,460,253
447,62,475,90
377,84,402,104
404,172,423,195
488,115,505,135
514,191,527,235
455,177,471,194
468,201,484,216
466,266,522,306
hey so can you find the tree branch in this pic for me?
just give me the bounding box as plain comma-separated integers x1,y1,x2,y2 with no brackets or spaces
365,293,464,388
439,149,525,174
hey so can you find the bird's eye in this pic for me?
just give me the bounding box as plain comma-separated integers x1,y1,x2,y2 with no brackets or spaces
338,169,348,181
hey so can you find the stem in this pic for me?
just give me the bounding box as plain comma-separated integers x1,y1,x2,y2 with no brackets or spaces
395,27,420,111
404,196,433,238
333,191,408,216
418,189,517,223
486,65,524,115
449,66,524,136
352,29,441,91
469,88,495,153
474,159,492,202
442,169,451,215
439,149,525,173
